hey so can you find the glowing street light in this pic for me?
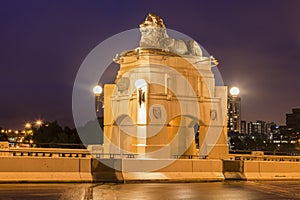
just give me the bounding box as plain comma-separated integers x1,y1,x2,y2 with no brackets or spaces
36,120,43,127
25,123,32,129
93,85,103,112
93,85,103,95
230,87,240,96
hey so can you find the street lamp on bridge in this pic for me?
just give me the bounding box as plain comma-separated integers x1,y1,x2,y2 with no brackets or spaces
93,85,103,113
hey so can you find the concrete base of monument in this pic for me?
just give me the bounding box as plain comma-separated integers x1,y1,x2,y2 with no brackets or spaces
91,158,224,182
121,159,224,183
122,172,224,183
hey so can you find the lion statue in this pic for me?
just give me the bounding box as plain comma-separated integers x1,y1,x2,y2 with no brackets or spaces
139,13,202,57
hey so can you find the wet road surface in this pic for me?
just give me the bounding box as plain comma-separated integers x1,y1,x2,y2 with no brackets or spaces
0,181,299,200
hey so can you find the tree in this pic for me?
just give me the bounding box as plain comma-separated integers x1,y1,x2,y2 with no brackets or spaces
229,136,243,150
33,120,63,145
0,132,8,141
32,119,104,148
76,117,103,145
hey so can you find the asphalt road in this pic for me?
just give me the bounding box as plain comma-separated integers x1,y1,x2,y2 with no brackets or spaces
0,181,299,200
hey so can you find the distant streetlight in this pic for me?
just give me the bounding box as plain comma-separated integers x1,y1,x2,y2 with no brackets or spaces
25,123,32,129
93,85,103,112
230,87,240,96
35,120,43,127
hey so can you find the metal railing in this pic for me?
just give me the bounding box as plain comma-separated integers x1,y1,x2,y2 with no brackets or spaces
0,148,204,159
172,155,207,159
0,148,139,159
0,147,89,158
2,148,300,162
229,154,300,162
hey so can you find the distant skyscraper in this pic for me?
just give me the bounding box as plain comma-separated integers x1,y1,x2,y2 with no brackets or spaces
247,122,253,135
247,120,266,135
241,120,247,134
266,122,276,135
228,87,241,133
286,108,300,130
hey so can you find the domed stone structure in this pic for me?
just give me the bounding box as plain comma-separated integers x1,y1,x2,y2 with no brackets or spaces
103,13,228,159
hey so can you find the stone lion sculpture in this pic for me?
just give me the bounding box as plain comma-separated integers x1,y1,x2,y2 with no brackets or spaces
139,13,202,57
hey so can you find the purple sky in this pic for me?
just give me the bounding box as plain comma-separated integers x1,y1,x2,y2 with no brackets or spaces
1,0,300,129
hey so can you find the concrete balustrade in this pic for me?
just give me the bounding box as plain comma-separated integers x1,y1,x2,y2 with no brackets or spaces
244,161,300,180
224,159,300,181
121,159,224,182
0,157,92,182
1,152,300,182
0,156,224,183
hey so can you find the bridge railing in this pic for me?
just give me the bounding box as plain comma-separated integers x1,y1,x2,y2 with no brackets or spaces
0,147,90,158
0,148,204,159
229,154,300,162
0,148,140,159
172,155,207,159
2,148,300,162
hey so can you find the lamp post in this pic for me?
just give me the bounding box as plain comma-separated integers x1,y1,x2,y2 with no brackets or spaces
93,85,103,113
228,87,241,133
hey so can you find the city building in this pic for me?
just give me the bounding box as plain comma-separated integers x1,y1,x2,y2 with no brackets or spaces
273,108,300,145
265,122,277,135
247,120,266,135
286,108,300,130
241,120,247,134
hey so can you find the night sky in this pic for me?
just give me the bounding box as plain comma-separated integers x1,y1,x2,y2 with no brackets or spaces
1,0,300,129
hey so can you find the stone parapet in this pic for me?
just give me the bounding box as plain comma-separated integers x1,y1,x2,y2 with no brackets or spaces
0,157,92,182
121,159,224,182
2,157,300,182
224,159,300,181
